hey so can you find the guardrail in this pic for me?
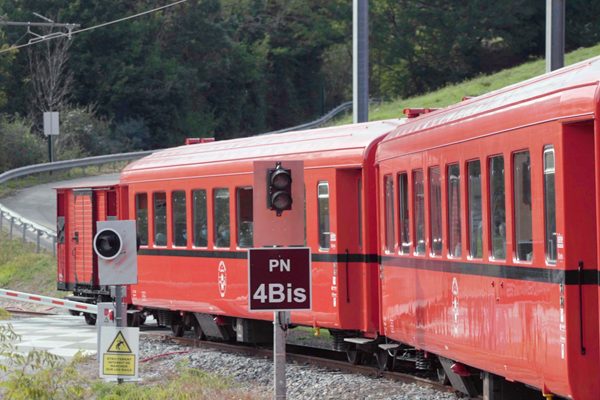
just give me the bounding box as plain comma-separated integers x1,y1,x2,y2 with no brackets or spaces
0,101,358,253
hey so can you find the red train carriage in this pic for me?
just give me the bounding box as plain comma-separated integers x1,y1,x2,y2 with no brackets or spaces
56,179,131,324
376,57,600,398
118,120,402,342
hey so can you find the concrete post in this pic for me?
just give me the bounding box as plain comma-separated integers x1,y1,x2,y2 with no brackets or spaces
546,0,565,72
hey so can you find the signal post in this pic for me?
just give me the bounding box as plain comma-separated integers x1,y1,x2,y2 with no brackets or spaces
252,161,309,400
93,220,139,383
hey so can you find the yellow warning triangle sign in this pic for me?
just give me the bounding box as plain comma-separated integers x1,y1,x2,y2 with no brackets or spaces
107,331,132,353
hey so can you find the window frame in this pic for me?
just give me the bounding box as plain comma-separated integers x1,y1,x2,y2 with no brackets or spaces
429,166,442,257
513,150,533,262
317,181,331,251
152,191,167,247
447,163,461,258
467,160,483,259
488,155,506,261
213,188,231,248
413,169,425,256
383,175,395,253
171,190,187,247
236,186,254,248
192,189,208,248
397,172,411,254
135,192,148,246
543,146,557,264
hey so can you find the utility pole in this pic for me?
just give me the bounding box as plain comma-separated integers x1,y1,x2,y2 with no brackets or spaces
546,0,565,72
0,13,79,43
353,0,368,123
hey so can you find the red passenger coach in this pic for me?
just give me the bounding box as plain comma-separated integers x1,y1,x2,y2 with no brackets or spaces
120,120,402,342
376,57,600,398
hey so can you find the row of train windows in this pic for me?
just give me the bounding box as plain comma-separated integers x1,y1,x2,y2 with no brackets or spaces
384,147,557,263
134,182,332,249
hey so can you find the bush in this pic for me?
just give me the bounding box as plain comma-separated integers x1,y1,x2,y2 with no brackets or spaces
0,116,45,173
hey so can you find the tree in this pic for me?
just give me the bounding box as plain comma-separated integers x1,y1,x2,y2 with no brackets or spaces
28,34,73,113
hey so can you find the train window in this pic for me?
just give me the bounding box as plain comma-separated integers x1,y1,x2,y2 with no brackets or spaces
468,160,482,258
172,191,187,247
214,188,230,248
544,146,557,263
237,187,253,248
153,192,167,246
107,191,117,218
192,190,208,247
384,175,395,253
489,156,506,260
447,164,461,257
135,193,148,246
318,182,330,249
514,151,532,261
398,173,410,254
429,167,442,256
413,170,425,255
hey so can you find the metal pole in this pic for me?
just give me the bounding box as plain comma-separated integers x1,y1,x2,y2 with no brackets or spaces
53,236,56,257
0,211,3,233
546,0,565,73
115,284,125,384
353,0,369,123
274,311,288,399
22,223,27,243
48,135,54,175
36,230,41,253
9,217,14,240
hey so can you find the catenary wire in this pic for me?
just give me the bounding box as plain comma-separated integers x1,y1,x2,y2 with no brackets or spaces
0,0,187,55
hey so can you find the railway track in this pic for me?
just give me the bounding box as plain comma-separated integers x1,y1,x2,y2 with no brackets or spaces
153,333,455,395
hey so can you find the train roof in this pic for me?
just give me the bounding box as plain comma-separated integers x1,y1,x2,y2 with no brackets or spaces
377,55,600,162
121,119,403,181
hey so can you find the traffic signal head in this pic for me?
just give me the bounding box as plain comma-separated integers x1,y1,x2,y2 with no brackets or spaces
267,162,292,216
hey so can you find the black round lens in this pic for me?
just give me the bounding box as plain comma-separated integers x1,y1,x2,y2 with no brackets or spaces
94,230,122,260
272,191,292,210
271,170,291,190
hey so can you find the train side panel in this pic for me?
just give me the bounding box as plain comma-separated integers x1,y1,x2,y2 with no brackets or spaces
378,107,600,397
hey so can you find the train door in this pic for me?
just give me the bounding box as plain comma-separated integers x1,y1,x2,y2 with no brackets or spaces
335,168,378,332
558,120,599,395
69,189,95,287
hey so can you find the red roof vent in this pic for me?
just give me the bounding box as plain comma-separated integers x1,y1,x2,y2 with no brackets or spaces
403,108,440,118
185,137,215,145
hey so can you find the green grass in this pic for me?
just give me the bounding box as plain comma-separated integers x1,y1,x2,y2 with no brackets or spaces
336,43,600,123
0,162,127,199
0,233,59,296
92,363,263,400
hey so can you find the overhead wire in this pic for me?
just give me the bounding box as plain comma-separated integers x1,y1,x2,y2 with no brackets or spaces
0,0,187,55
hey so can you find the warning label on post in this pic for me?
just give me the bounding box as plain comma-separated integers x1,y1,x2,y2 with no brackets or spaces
99,327,139,380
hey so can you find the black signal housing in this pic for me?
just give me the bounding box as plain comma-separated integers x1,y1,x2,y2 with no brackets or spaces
267,162,292,216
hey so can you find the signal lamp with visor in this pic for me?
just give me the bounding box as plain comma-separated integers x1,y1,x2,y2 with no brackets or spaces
267,162,292,216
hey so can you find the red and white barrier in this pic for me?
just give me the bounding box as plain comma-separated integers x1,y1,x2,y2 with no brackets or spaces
0,288,97,314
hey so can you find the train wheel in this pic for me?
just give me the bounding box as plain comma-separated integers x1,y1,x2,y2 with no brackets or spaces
192,323,206,340
83,313,97,326
171,323,185,337
69,310,81,316
436,367,450,385
375,349,391,371
346,346,362,365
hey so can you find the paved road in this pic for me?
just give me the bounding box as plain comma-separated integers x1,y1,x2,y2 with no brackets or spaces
1,174,120,231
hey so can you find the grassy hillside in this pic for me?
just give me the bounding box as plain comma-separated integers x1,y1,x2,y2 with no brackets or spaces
0,234,59,297
338,43,600,123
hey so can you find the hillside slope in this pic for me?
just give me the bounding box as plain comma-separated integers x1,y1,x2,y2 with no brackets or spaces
339,43,600,123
